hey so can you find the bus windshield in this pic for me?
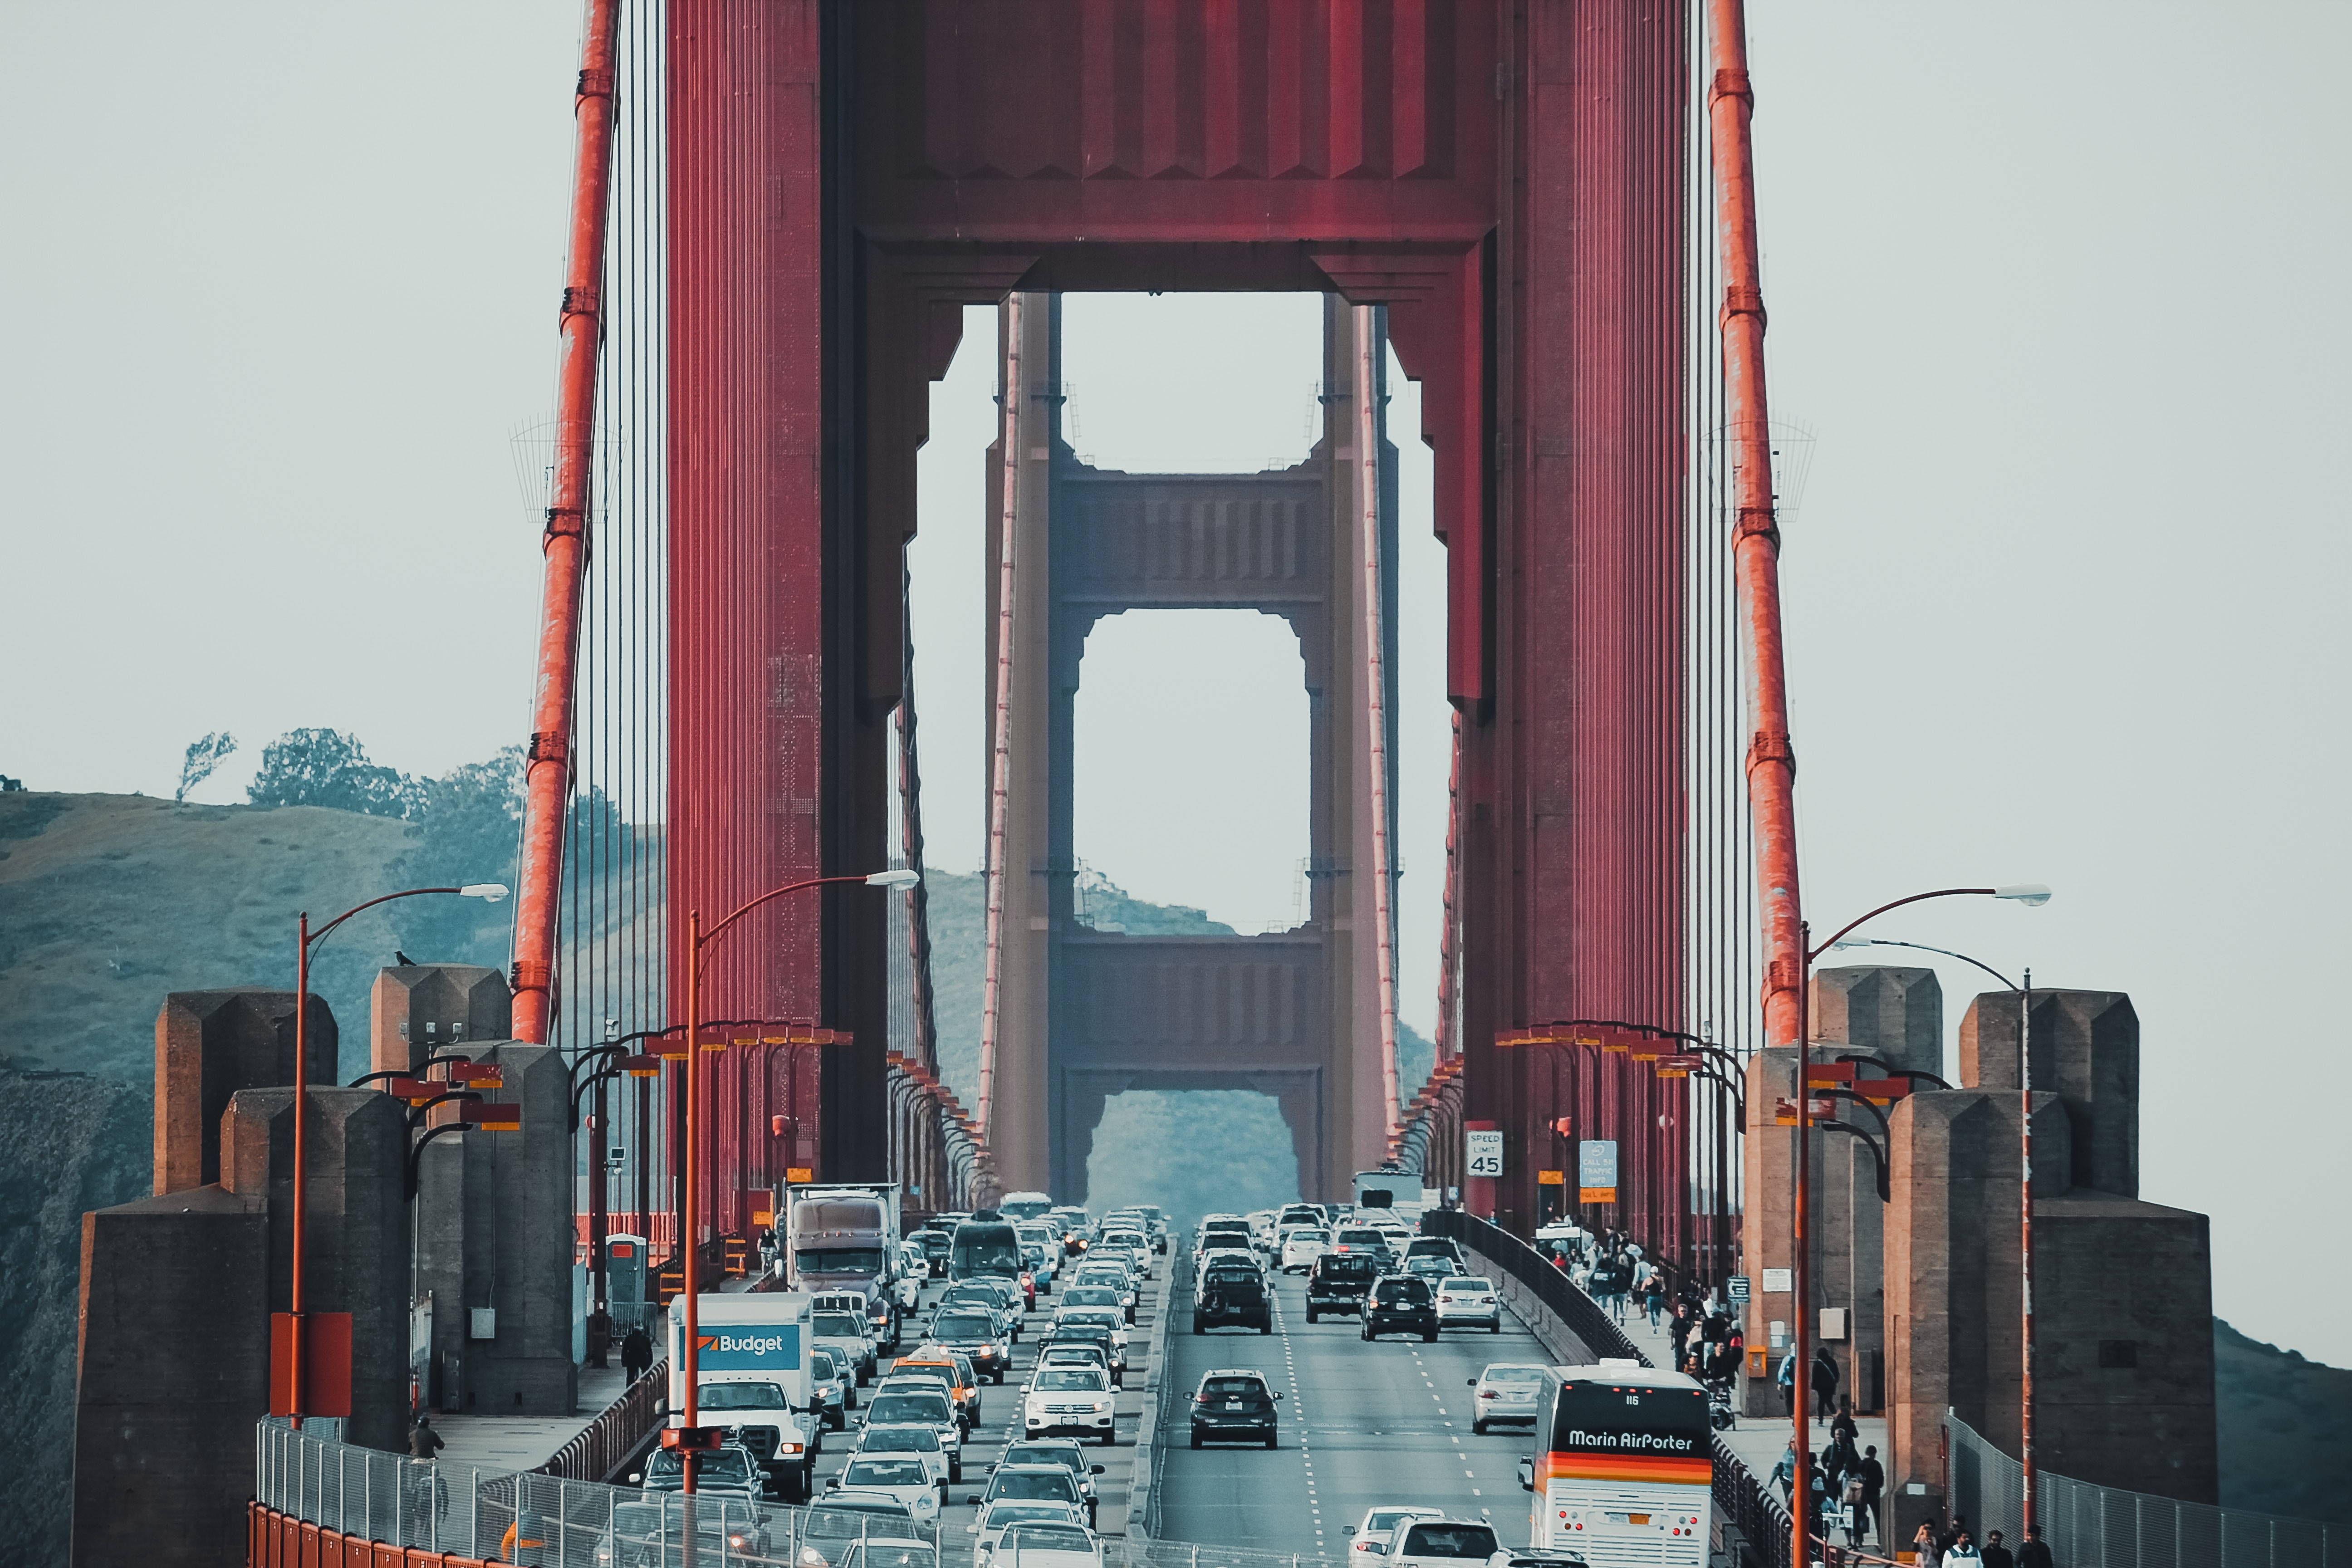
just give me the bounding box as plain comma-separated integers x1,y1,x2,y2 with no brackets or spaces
1546,1377,1711,1475
950,1223,1024,1278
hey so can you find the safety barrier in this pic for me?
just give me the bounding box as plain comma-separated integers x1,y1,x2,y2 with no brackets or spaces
1946,1409,2342,1568
539,1357,669,1482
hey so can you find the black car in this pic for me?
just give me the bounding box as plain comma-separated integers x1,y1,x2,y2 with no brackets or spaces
1304,1253,1378,1321
1361,1275,1439,1342
1188,1369,1282,1449
1194,1264,1272,1333
912,1230,953,1278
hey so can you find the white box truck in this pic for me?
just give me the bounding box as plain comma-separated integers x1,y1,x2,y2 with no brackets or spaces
667,1291,823,1503
784,1182,906,1351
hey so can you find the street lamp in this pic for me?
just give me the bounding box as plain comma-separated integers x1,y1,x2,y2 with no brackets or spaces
674,867,919,1491
282,881,508,1427
1829,933,2043,1538
1788,885,2046,1563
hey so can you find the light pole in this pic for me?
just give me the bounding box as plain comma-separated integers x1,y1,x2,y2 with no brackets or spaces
1830,933,2042,1538
284,881,508,1427
675,867,919,1492
1791,884,2046,1563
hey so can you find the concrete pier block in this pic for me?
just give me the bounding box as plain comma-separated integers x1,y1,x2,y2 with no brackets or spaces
154,989,336,1195
369,964,513,1077
1960,989,2140,1198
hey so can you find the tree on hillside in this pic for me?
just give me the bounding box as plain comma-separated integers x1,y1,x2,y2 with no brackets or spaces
174,732,236,804
246,729,423,818
387,747,524,970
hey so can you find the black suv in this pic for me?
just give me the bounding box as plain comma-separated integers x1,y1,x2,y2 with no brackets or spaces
1304,1253,1378,1322
1361,1275,1439,1342
1188,1369,1282,1449
1194,1263,1272,1333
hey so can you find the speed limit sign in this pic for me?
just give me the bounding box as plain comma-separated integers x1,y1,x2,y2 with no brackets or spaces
1465,1129,1504,1178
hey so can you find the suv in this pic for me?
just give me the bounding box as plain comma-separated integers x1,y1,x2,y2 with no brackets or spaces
1305,1253,1378,1321
1194,1261,1272,1334
1362,1276,1439,1342
1388,1520,1503,1568
1188,1369,1282,1449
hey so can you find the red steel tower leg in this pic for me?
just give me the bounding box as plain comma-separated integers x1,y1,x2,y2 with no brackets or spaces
513,0,622,1043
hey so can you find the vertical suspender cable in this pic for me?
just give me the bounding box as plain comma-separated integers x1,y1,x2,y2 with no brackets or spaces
976,295,1024,1137
514,0,623,1043
1435,710,1462,1060
1356,306,1401,1131
1706,0,1802,1050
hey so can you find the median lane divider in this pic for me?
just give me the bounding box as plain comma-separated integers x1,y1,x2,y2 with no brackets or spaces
1121,1249,1181,1542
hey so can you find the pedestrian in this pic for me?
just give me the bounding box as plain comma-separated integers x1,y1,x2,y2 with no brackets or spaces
1943,1516,1971,1558
1769,1442,1797,1503
1855,1444,1884,1545
1775,1346,1796,1416
1831,1395,1859,1447
1670,1301,1696,1362
1911,1522,1942,1568
1981,1529,2014,1568
585,1306,612,1370
621,1322,653,1383
409,1412,445,1460
1643,1271,1667,1328
1812,1342,1842,1419
1945,1528,1984,1565
2016,1525,2055,1568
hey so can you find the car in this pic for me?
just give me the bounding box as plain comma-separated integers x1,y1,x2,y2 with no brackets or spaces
1402,1237,1466,1270
853,1421,951,1492
1040,1323,1125,1385
827,1455,945,1524
1434,1276,1503,1334
861,1387,966,1482
803,1498,924,1566
1466,1362,1548,1433
1276,1203,1324,1233
812,1346,855,1428
998,1439,1108,1528
969,1461,1088,1519
1049,1307,1130,1372
1195,1236,1258,1274
636,1441,768,1508
1193,1262,1272,1334
940,1281,1021,1338
929,1306,1014,1381
1305,1253,1379,1321
1387,1519,1502,1568
599,1494,770,1568
838,1541,944,1568
1096,1229,1152,1277
1058,1284,1131,1328
1331,1226,1399,1269
911,1230,955,1278
1402,1255,1457,1284
889,1352,983,1426
1279,1227,1330,1273
1123,1205,1170,1253
815,1306,881,1383
1067,1260,1138,1310
1344,1506,1448,1560
967,1500,1088,1568
1187,1368,1282,1449
1362,1275,1439,1342
970,1269,1036,1317
989,1519,1102,1568
1022,1363,1117,1443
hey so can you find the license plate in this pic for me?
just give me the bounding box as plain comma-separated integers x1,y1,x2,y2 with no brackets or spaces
1225,1400,1242,1409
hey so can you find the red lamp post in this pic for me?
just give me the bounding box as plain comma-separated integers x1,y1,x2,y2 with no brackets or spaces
674,868,918,1492
280,882,507,1428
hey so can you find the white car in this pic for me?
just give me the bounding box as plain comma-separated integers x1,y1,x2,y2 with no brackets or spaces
991,1520,1103,1568
827,1460,944,1523
852,1422,951,1493
1344,1506,1448,1559
861,1387,967,1483
1466,1363,1547,1435
1433,1275,1502,1333
1387,1519,1502,1568
1279,1227,1329,1273
967,1500,1087,1568
1023,1365,1116,1444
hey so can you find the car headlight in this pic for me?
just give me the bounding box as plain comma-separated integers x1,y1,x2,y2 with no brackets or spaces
1092,1399,1111,1413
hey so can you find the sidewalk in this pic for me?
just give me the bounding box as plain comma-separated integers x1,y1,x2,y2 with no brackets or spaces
427,1308,669,1473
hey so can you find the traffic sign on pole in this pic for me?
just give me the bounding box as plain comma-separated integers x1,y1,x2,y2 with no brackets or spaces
1577,1139,1618,1203
1465,1129,1504,1178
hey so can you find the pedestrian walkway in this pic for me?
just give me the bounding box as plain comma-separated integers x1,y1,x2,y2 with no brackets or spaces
424,1307,670,1473
1599,1290,1892,1553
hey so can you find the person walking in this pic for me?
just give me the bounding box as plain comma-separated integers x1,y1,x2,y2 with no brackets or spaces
1769,1441,1797,1503
621,1322,653,1384
1643,1271,1668,1329
1775,1346,1796,1416
1854,1444,1885,1546
1911,1522,1942,1568
585,1306,612,1370
2016,1525,2055,1568
1811,1342,1842,1419
1945,1528,1984,1565
409,1413,446,1460
1980,1529,2015,1568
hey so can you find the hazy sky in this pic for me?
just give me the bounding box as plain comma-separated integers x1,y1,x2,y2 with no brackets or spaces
4,4,2345,1361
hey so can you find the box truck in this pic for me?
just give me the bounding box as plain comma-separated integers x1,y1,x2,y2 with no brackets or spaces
783,1182,906,1350
666,1291,822,1502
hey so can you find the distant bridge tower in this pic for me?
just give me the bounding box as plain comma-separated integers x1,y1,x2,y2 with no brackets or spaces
981,294,1399,1202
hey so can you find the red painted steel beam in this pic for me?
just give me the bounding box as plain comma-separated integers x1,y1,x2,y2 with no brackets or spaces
1706,0,1803,1048
512,0,623,1042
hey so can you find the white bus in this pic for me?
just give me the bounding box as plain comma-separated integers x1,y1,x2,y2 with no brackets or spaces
1529,1362,1712,1566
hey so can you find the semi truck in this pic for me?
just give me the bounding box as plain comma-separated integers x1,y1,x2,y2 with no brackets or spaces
666,1291,821,1502
783,1182,906,1351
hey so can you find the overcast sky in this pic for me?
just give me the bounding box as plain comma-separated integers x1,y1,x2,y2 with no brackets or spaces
3,3,2344,1361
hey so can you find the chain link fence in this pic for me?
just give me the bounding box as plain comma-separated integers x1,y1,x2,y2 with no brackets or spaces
1947,1411,2342,1568
258,1419,1352,1568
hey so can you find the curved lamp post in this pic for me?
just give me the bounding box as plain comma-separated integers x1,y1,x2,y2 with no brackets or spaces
674,867,919,1492
283,882,507,1428
1787,884,2046,1561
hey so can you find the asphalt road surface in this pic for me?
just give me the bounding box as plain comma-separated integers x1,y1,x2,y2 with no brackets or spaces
1156,1264,1549,1558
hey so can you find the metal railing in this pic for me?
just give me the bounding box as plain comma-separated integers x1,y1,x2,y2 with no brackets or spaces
1946,1410,2341,1568
542,1356,669,1481
257,1417,1353,1568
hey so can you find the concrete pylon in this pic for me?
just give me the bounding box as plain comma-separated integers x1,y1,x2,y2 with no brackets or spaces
370,964,514,1077
1959,988,2139,1197
154,988,336,1195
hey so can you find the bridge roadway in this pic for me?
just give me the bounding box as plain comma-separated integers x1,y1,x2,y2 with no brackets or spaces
1156,1264,1546,1558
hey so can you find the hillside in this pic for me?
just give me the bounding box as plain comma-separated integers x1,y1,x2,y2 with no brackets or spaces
2215,1319,2352,1522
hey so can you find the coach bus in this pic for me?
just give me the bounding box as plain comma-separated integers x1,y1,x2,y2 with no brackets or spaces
1529,1361,1712,1566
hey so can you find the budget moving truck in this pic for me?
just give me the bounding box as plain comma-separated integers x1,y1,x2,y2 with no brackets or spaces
668,1292,822,1502
784,1182,906,1350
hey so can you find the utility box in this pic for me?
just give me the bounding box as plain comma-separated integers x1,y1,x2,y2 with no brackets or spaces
470,1308,496,1340
1820,1307,1849,1341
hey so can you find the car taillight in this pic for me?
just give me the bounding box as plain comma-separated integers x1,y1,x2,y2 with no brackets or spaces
1478,1390,1497,1399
